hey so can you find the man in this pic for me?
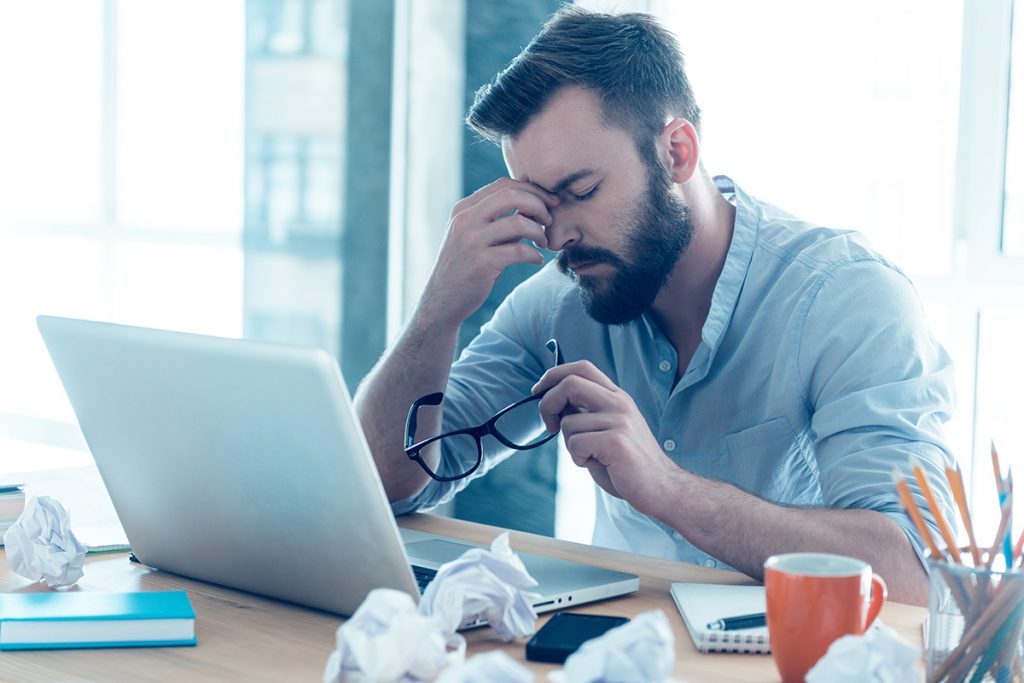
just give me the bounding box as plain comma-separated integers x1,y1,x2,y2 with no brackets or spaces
355,8,955,605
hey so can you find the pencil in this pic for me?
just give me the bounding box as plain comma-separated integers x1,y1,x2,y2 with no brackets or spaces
926,579,1024,682
946,466,982,565
910,454,962,563
892,467,945,560
987,495,1013,570
1004,469,1014,568
993,440,1006,496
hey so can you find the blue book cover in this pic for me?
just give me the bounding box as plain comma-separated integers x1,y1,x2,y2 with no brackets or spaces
0,590,196,650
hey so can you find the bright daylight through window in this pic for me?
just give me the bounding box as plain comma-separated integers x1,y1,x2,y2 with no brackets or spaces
0,2,244,470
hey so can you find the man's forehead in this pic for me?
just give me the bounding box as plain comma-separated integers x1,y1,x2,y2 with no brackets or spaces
502,134,599,190
500,86,611,184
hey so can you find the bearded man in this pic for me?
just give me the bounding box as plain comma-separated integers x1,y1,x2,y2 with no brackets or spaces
354,7,955,606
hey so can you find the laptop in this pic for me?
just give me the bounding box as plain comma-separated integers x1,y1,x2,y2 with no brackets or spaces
37,316,638,620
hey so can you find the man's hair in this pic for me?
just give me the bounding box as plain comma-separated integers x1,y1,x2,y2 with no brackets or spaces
467,6,701,156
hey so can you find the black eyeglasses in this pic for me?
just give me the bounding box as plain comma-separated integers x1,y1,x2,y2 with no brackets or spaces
404,339,564,482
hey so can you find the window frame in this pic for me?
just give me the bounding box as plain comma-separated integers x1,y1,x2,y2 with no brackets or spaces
958,0,1022,282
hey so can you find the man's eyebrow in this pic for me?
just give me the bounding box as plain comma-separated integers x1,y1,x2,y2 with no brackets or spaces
533,169,597,195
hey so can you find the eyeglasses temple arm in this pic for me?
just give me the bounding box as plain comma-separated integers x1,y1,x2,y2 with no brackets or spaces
405,392,445,450
546,338,564,366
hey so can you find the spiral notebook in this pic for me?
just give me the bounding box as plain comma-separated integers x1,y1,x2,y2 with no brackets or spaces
670,583,771,654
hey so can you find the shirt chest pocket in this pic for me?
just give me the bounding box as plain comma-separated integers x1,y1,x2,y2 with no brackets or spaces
720,417,817,503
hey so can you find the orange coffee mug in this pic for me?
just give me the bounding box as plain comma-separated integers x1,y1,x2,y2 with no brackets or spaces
764,553,887,683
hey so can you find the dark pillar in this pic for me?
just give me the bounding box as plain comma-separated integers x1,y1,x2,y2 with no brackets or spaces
340,0,394,387
452,0,561,537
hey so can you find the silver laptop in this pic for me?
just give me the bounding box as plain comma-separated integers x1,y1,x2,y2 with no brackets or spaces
37,316,638,620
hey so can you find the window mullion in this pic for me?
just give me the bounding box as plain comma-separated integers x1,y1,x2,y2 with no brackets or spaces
957,0,1015,278
100,0,119,318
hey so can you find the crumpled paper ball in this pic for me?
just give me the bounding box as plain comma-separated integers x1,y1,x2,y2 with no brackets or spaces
552,610,677,683
2,495,86,588
323,532,542,683
418,532,540,641
805,623,920,683
322,589,463,683
435,651,533,683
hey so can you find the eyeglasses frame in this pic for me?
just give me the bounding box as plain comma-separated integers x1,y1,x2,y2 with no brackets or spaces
404,339,563,482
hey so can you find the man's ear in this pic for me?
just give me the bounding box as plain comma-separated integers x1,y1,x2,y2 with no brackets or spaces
658,118,699,185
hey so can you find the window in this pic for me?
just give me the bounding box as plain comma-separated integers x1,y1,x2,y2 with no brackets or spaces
0,1,244,470
975,307,1024,515
648,0,1024,540
956,0,1024,534
657,0,961,278
243,0,348,355
0,0,391,479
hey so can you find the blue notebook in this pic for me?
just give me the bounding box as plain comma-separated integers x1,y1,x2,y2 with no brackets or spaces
0,590,196,650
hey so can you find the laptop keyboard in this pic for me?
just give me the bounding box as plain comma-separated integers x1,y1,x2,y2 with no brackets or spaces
412,565,437,593
413,564,486,628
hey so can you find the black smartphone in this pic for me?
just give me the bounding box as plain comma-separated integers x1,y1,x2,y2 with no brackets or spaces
525,612,630,664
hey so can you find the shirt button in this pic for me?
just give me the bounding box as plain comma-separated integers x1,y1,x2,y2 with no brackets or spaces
663,439,676,452
658,360,672,373
703,559,716,568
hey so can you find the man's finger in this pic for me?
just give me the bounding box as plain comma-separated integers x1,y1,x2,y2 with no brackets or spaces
454,177,559,217
565,430,603,467
474,187,555,230
562,431,623,499
558,411,617,441
487,213,548,250
488,242,545,270
537,374,618,432
533,360,619,395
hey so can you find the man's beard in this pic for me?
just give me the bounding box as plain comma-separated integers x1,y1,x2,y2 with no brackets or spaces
556,167,693,325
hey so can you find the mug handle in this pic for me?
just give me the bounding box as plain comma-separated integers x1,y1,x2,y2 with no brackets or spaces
864,573,888,630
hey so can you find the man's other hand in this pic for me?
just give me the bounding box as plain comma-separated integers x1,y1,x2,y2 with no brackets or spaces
532,360,677,514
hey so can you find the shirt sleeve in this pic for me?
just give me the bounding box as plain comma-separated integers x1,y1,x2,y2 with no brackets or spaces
390,265,561,515
798,257,957,569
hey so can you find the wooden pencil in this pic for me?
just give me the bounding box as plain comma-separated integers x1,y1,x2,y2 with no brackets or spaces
930,580,1024,683
1004,469,1014,567
910,455,962,564
946,466,982,565
892,467,945,560
993,440,1006,495
914,444,1024,682
987,495,1013,570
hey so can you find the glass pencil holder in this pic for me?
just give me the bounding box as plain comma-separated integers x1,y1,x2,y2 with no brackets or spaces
926,558,1024,683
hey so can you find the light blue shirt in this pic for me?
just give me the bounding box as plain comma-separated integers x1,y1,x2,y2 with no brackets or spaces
393,176,956,571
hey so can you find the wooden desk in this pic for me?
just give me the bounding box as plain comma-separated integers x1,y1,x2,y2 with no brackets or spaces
0,513,926,682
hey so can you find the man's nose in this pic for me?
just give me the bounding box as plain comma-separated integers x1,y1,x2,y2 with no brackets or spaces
544,208,580,252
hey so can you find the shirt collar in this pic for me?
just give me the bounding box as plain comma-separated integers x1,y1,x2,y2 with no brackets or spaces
700,175,759,351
